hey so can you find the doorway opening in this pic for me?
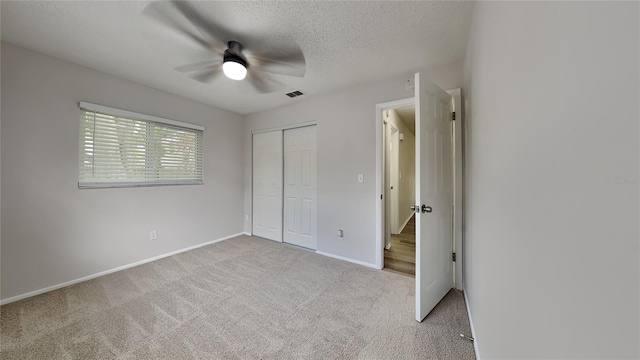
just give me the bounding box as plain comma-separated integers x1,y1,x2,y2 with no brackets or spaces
382,104,416,276
374,90,463,290
376,77,459,321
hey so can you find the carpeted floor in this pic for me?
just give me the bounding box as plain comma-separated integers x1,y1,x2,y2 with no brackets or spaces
1,235,475,359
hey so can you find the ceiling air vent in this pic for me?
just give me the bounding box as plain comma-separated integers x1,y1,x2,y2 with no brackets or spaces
286,90,305,98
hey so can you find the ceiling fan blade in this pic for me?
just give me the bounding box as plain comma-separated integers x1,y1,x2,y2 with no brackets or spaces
142,1,223,53
190,65,223,84
246,54,306,78
143,1,306,88
171,0,233,51
174,59,223,73
237,72,282,94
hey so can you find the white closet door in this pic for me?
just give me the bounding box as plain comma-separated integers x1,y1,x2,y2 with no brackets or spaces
252,131,283,242
283,126,317,249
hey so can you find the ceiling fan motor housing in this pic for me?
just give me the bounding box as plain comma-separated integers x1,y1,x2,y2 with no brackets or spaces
224,41,247,67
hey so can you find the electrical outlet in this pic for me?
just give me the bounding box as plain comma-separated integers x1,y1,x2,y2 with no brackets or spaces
338,229,344,239
150,230,157,240
357,174,364,183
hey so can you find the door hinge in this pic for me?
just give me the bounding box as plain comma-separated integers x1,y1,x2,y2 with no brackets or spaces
380,194,383,200
452,252,456,262
452,111,456,121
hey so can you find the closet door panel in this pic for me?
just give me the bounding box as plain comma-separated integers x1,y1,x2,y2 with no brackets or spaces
252,131,283,242
283,126,317,249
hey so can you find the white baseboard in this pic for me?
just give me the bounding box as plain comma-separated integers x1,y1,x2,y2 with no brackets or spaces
242,232,251,236
0,232,245,305
399,213,414,233
463,289,481,360
315,250,378,269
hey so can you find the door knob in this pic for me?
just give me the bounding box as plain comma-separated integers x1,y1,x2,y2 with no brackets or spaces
410,205,419,213
421,205,433,213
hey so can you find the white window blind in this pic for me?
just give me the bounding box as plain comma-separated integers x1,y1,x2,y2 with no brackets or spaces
78,102,204,188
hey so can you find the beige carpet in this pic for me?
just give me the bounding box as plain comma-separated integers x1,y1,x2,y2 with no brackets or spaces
1,235,475,359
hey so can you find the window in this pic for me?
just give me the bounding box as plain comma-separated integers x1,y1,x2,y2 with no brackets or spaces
78,102,204,188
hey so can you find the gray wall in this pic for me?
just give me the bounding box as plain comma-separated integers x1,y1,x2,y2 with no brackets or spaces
462,2,639,359
1,42,245,301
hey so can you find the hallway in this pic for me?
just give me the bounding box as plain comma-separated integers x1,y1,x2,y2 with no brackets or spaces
384,215,415,276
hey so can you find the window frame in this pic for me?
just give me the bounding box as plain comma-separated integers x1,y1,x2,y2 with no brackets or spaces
78,102,205,189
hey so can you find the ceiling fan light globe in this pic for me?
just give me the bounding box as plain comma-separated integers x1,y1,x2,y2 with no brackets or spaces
223,60,247,80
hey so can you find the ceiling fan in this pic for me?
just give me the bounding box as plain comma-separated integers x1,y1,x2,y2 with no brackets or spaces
142,0,306,93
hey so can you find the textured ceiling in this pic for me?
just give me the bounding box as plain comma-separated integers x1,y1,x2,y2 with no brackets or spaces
1,1,474,115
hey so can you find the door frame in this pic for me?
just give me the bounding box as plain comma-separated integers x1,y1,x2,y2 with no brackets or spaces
383,121,391,249
375,95,463,285
388,124,400,234
375,98,415,269
448,88,463,290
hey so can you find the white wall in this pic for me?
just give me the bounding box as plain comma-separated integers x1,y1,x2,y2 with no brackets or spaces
383,109,415,231
462,2,639,359
1,42,245,301
428,60,464,93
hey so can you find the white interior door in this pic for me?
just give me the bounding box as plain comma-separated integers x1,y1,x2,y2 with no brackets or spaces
252,131,283,242
283,126,317,249
415,72,454,321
